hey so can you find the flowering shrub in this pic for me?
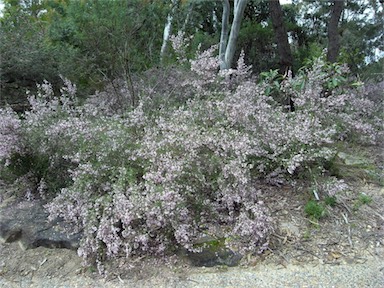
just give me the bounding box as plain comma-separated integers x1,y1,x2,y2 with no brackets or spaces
0,41,381,273
0,108,22,164
281,57,382,145
45,93,274,271
0,79,79,195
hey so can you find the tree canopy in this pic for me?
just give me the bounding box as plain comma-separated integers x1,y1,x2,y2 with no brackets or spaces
1,0,383,106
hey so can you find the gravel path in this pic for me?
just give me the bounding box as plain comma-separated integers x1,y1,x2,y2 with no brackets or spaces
1,257,383,287
185,259,384,288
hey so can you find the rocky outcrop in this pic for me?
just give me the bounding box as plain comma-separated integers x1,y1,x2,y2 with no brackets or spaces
0,199,81,250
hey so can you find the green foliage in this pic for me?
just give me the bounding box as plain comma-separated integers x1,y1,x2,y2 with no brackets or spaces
299,53,350,88
238,20,278,73
193,238,226,251
353,193,373,211
293,42,323,72
5,152,49,180
289,0,383,74
358,193,372,205
304,200,326,220
1,0,383,107
0,9,60,105
324,196,337,207
0,0,168,103
259,69,282,89
45,0,167,93
360,58,384,81
2,151,71,197
258,69,289,106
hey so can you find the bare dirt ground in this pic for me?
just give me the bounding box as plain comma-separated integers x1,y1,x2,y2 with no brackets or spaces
0,147,383,287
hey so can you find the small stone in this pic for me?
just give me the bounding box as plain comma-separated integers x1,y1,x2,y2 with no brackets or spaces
185,247,243,267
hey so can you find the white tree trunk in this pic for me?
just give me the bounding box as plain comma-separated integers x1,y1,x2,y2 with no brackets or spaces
220,0,248,70
160,0,179,65
181,2,194,32
219,0,230,70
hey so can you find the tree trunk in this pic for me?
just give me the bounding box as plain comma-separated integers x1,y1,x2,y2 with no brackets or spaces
181,2,194,32
327,0,344,63
160,0,179,65
220,0,249,70
269,0,293,75
219,0,230,69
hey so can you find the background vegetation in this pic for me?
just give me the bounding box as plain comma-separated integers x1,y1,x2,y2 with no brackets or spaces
1,0,383,106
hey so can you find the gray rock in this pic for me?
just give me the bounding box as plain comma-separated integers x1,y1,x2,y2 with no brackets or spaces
181,235,243,267
185,247,243,267
0,200,81,250
0,199,244,267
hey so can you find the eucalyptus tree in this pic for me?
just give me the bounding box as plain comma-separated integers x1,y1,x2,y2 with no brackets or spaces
160,0,180,65
219,0,249,69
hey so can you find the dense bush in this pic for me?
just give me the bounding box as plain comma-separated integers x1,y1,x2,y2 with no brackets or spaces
0,10,62,106
0,43,381,273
